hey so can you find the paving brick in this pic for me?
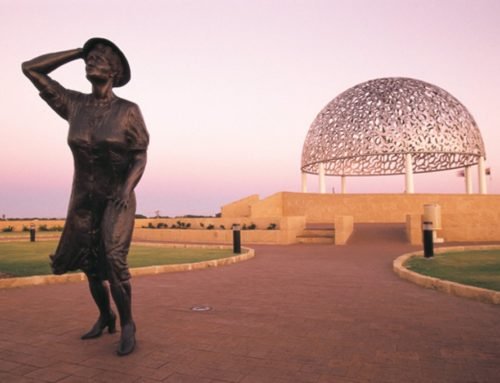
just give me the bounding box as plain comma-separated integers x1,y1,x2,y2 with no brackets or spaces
89,370,141,383
0,359,21,372
24,366,69,382
163,372,212,383
57,377,92,383
7,363,38,376
0,371,38,383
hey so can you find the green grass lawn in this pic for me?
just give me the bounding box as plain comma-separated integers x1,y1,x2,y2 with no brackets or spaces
0,241,237,277
406,250,500,291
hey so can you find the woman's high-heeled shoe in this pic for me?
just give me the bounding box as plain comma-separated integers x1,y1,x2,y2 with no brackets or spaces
117,321,136,356
81,312,117,339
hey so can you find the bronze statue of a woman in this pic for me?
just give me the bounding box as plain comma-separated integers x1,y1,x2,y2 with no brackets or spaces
22,38,149,356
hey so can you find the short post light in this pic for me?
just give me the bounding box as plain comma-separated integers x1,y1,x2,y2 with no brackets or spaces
422,221,434,258
29,223,36,242
232,224,241,254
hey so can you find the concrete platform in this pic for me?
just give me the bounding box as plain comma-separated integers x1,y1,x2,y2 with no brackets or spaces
1,240,499,382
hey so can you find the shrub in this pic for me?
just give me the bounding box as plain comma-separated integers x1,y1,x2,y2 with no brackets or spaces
37,224,63,232
170,221,189,229
200,223,205,228
1,226,14,232
22,225,30,232
248,223,257,230
220,225,225,230
207,224,215,230
147,222,155,229
157,223,168,229
267,223,277,230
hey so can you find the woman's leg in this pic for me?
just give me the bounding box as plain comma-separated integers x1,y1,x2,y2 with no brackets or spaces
102,194,137,355
81,272,116,339
109,279,136,355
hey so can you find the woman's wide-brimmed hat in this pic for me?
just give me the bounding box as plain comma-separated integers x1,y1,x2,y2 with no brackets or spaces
83,37,131,87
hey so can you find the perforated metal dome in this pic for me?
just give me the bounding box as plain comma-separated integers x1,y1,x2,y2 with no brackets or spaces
301,77,486,176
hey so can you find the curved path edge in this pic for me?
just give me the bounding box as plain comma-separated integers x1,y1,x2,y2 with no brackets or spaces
0,243,254,289
393,245,500,305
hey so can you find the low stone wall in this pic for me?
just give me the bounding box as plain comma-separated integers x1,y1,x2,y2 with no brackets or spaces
134,217,281,230
9,193,498,245
220,194,259,218
441,212,500,243
279,192,500,224
334,215,354,245
249,193,284,218
406,214,422,245
406,212,500,244
133,228,281,244
133,217,306,245
226,192,500,244
2,216,306,245
0,218,284,233
279,216,306,244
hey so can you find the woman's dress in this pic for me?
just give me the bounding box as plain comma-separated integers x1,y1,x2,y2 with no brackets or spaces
39,78,149,282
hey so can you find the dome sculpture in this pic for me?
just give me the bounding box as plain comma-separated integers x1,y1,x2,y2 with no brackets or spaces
301,77,486,194
301,77,486,177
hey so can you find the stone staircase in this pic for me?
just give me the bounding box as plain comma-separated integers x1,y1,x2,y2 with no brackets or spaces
296,224,335,244
296,222,408,245
347,223,407,244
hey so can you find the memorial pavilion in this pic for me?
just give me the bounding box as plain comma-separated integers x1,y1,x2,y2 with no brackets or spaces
301,77,488,194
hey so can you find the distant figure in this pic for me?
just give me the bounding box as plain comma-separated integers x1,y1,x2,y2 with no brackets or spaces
22,38,149,356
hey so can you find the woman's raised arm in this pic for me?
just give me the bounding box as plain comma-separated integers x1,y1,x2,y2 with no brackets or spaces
22,48,83,91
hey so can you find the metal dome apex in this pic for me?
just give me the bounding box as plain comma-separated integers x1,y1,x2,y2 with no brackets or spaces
301,77,486,176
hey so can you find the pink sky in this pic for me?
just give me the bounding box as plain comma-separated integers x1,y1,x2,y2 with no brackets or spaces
1,0,499,218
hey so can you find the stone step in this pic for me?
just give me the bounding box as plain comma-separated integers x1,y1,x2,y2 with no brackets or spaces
297,223,335,244
296,235,335,244
305,224,335,230
301,229,334,237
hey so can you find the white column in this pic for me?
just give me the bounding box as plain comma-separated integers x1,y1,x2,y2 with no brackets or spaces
319,163,326,194
465,166,473,194
405,153,414,194
301,172,307,193
341,175,346,194
478,156,487,194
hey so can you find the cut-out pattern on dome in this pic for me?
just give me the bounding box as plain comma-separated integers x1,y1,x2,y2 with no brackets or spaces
301,77,486,176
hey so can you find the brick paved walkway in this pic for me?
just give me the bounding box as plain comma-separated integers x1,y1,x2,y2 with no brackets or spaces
1,240,499,382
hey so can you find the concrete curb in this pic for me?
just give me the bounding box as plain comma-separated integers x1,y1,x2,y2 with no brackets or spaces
0,243,254,289
0,236,60,242
393,245,500,305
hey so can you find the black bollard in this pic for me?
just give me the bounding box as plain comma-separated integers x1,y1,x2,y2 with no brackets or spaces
29,224,36,242
233,224,241,254
422,221,433,258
